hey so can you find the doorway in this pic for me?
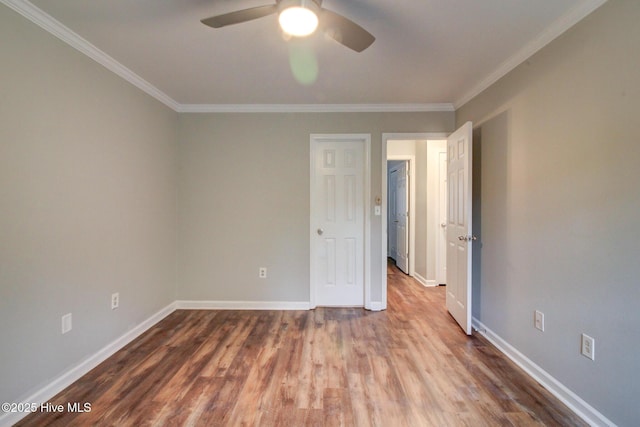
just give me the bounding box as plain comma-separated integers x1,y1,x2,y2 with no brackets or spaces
381,133,448,309
388,160,410,274
382,127,474,336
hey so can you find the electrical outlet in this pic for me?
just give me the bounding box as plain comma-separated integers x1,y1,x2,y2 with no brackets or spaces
259,267,267,279
534,310,545,331
111,292,119,310
61,313,72,334
581,333,595,360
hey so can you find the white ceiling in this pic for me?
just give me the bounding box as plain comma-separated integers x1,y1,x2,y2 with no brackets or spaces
7,0,605,110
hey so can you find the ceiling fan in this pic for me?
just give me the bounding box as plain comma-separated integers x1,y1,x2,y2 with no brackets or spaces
201,0,375,52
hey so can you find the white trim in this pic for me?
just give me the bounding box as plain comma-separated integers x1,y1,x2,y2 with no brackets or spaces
309,134,371,310
430,142,449,286
364,136,372,311
178,103,455,113
382,133,449,311
413,272,438,287
176,300,310,310
0,0,180,111
368,301,384,312
454,0,607,108
472,318,617,427
0,302,176,427
4,0,606,113
0,1,456,114
413,272,427,286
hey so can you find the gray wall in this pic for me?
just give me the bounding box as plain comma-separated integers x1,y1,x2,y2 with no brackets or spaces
0,5,178,404
457,1,640,425
177,113,454,304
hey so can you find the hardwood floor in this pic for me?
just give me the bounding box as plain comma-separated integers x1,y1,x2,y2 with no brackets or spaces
16,263,586,426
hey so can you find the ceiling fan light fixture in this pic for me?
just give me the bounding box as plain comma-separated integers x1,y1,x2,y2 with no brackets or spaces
278,0,319,37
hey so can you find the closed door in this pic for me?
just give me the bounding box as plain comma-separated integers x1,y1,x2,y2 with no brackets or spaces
310,135,366,307
394,162,409,274
446,122,473,335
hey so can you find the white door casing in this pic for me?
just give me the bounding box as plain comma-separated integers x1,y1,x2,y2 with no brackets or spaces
437,151,448,285
387,155,416,277
310,134,370,308
446,122,473,335
394,162,409,274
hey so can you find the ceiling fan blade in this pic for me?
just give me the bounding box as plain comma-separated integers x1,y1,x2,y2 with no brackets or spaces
201,5,278,28
320,9,375,52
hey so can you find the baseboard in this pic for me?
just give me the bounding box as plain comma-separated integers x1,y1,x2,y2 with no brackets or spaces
413,272,427,286
175,300,310,310
413,272,437,287
0,302,176,427
472,318,616,427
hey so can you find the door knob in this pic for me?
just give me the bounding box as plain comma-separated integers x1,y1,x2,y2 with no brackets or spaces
441,222,447,228
317,228,323,236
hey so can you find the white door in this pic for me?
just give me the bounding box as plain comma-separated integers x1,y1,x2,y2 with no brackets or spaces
394,162,409,274
446,122,473,335
437,151,448,284
311,135,366,307
388,169,398,260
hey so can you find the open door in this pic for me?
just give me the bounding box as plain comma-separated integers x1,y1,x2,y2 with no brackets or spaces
446,122,473,335
394,161,409,274
388,168,398,260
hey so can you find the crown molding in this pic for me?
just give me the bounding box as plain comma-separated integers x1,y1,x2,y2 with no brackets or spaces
4,0,606,114
2,1,453,115
177,103,455,113
454,0,608,109
1,0,181,111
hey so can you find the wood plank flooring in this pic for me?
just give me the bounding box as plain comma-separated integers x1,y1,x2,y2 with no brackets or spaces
16,263,586,426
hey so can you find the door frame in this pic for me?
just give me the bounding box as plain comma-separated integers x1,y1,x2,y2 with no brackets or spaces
381,133,448,310
435,149,448,285
386,156,414,276
424,140,448,286
310,134,372,310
